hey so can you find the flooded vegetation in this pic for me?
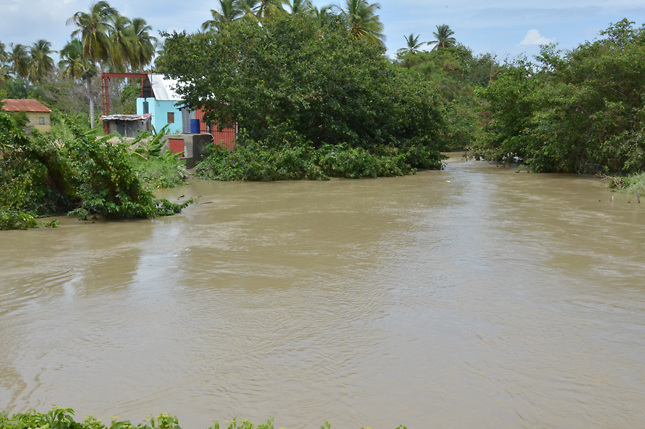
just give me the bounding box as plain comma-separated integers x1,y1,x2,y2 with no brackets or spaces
1,157,644,428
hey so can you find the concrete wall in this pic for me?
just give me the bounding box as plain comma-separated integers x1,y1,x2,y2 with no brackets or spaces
160,133,213,169
25,112,51,133
136,98,182,134
104,119,151,137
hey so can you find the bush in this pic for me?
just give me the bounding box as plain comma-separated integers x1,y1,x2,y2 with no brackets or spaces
0,112,189,230
194,127,445,181
0,409,408,429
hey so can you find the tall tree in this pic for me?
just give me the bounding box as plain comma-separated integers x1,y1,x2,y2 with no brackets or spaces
403,33,424,54
58,39,100,119
130,18,156,70
59,39,97,80
109,14,133,71
29,39,56,84
0,42,9,89
312,5,334,30
201,0,243,32
341,0,384,46
67,0,118,126
8,44,31,87
0,41,7,64
236,0,260,22
286,0,312,15
429,24,456,50
256,0,285,19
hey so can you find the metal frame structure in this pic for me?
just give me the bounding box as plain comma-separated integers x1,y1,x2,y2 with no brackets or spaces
101,72,151,116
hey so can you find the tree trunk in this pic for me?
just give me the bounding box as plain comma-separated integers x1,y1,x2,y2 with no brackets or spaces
87,75,95,128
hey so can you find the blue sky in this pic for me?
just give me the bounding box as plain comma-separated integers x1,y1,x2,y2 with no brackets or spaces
1,0,645,62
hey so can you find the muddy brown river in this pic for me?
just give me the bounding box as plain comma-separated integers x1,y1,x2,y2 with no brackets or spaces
1,157,644,428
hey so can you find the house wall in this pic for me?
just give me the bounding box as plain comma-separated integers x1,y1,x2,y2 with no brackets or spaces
136,98,182,134
104,119,151,137
194,109,237,149
25,112,51,133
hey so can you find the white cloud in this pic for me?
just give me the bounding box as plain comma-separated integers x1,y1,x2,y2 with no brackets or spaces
520,29,555,45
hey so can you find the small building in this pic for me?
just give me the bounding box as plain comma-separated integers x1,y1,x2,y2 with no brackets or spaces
136,74,183,134
1,99,52,133
134,73,237,150
101,113,152,137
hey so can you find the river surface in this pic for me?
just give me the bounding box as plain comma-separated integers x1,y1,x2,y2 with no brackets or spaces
1,157,644,428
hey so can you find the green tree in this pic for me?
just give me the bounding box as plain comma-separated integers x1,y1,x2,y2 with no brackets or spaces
397,44,490,150
8,43,30,83
476,19,645,173
157,14,443,155
108,14,133,71
129,18,157,70
429,24,456,50
236,0,260,22
67,0,118,126
256,0,286,19
0,41,10,92
312,5,334,28
286,0,313,15
404,33,424,54
58,39,99,122
29,39,56,85
201,0,243,32
340,0,384,46
0,41,7,63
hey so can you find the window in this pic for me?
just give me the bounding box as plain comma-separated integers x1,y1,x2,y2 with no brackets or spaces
167,112,175,123
39,117,45,125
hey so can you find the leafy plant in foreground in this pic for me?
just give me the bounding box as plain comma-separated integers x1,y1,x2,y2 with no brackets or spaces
0,409,408,429
0,111,189,230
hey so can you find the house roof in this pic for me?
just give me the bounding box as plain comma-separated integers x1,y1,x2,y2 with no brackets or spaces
2,99,52,113
148,73,181,101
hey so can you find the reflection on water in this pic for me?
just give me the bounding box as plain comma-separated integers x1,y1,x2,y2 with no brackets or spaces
1,158,644,428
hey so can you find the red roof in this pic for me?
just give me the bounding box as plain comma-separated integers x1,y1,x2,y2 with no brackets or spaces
1,99,52,113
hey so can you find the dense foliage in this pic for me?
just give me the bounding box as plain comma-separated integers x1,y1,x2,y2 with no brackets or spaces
194,137,441,181
0,111,188,230
474,19,645,174
0,408,408,429
397,44,500,150
158,14,445,179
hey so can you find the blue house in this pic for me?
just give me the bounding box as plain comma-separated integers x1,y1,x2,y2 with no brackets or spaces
136,74,183,134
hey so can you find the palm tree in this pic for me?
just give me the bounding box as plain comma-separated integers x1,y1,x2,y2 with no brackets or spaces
312,5,334,30
130,18,156,71
29,40,56,85
8,44,31,84
201,0,243,32
236,0,260,22
67,1,117,70
109,14,133,71
428,24,456,50
67,0,118,126
0,41,7,64
403,33,425,54
59,39,97,81
256,0,285,19
341,0,385,46
0,41,9,88
59,39,99,111
286,0,312,15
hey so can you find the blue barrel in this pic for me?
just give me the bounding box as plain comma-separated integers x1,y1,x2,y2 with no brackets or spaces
190,118,200,134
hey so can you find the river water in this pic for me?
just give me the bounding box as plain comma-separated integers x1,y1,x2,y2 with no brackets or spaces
1,157,644,428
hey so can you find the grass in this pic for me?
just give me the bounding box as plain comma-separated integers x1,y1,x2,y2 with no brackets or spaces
608,172,645,200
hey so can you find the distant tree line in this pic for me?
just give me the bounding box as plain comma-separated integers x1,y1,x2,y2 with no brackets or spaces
0,0,156,127
473,19,645,174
